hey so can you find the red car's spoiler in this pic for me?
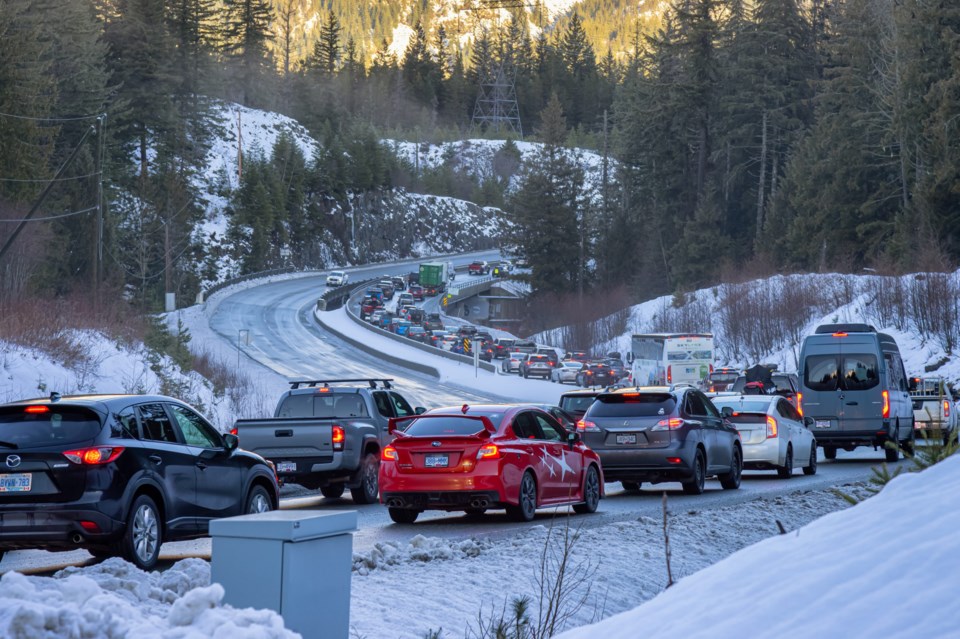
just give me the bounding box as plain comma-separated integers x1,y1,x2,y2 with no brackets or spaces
388,414,496,436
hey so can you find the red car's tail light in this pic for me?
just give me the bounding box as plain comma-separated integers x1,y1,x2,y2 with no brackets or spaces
382,446,397,461
882,390,890,419
576,420,600,432
477,444,499,460
332,425,345,451
63,447,124,465
766,416,778,438
652,418,685,431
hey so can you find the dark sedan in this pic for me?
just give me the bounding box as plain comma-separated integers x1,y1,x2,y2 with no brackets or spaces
577,387,742,494
0,394,278,570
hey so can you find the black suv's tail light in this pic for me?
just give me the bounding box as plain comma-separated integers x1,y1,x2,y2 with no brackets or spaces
63,447,125,465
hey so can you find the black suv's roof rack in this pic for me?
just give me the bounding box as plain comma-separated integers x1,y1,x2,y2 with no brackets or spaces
814,323,876,334
289,378,394,390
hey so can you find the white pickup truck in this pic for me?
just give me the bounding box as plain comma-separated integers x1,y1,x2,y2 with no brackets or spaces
911,377,958,445
326,270,348,286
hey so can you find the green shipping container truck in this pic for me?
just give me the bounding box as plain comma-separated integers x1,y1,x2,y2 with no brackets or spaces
419,262,448,296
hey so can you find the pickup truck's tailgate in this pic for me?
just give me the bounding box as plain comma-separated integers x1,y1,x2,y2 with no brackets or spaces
236,419,335,462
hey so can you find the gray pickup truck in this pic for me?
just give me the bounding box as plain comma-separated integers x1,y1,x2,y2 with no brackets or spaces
234,379,425,503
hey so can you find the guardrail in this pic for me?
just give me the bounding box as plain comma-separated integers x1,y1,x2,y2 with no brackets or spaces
444,273,497,306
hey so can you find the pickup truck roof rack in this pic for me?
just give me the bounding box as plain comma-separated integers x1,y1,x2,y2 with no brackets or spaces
289,378,394,390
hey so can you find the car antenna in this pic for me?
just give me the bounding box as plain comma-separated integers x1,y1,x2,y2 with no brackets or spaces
461,404,469,414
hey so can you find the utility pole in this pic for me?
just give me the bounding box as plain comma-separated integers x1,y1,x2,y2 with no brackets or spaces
93,114,105,315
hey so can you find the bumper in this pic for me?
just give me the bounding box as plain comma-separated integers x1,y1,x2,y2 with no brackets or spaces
0,502,124,550
595,443,695,483
381,490,501,511
813,423,899,448
742,439,784,469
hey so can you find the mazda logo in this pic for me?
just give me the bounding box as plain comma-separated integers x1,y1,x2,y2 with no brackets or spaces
5,455,21,468
431,441,442,447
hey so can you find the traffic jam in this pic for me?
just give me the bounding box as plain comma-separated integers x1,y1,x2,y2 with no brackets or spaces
0,257,945,572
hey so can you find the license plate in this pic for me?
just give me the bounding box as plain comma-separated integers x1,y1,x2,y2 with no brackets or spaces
815,420,831,429
424,455,448,468
277,461,296,473
0,473,32,492
616,434,637,445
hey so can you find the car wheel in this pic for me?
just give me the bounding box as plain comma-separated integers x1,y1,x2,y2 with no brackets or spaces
621,481,641,492
823,446,837,460
802,444,818,475
573,465,601,514
778,445,794,479
389,508,419,524
523,371,528,379
719,446,742,490
903,423,916,456
464,508,486,517
885,427,901,462
119,494,161,570
507,472,537,522
246,485,273,513
320,484,346,499
682,450,706,495
350,453,379,504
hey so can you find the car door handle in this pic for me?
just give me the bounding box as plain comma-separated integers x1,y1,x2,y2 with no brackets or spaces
148,455,162,465
196,462,207,470
845,401,859,406
274,429,293,437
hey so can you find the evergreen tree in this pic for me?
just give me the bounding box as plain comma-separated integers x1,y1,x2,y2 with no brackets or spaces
558,12,599,130
401,20,439,109
312,9,342,75
221,0,275,107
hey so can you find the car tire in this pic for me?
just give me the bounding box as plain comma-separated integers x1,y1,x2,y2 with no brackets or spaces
0,549,5,565
246,485,273,513
350,453,379,504
573,465,601,514
719,447,742,490
682,450,706,495
507,472,537,522
621,481,642,492
389,508,419,524
885,426,901,463
802,444,817,475
119,494,161,571
778,445,794,479
823,446,837,460
320,484,345,499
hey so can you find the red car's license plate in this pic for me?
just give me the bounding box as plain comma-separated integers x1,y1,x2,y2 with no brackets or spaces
424,455,448,468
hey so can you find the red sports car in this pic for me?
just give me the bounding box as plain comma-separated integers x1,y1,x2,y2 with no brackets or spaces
379,405,604,524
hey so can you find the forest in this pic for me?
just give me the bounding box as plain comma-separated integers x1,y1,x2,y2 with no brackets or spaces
0,0,957,317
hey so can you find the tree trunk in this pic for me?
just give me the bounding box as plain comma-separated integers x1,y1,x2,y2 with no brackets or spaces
756,110,768,239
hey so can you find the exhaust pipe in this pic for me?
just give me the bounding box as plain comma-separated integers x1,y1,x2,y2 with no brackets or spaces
469,497,489,509
70,532,83,544
386,498,404,508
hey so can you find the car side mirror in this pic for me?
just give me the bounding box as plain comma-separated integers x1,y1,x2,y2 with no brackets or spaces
720,406,734,418
804,416,816,429
415,407,426,415
567,431,580,449
223,432,239,451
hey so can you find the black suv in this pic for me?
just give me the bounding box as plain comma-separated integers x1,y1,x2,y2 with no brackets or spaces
577,363,617,387
0,394,279,570
578,387,742,494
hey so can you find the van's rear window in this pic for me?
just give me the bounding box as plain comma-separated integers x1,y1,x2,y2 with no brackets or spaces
0,406,102,447
805,355,879,391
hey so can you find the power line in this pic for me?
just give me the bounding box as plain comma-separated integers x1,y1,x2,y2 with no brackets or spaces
0,171,102,183
0,110,104,123
0,205,98,223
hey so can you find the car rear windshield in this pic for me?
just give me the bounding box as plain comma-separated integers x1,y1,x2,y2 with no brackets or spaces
712,399,771,414
405,414,504,436
805,354,879,391
528,355,549,362
588,393,677,417
277,392,370,418
709,372,739,383
0,406,103,447
560,395,598,413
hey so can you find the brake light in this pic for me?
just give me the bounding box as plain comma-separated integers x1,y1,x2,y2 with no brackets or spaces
709,364,713,373
25,405,49,414
318,387,330,393
667,366,672,383
63,447,124,465
797,393,803,416
229,426,238,436
666,457,682,464
882,390,890,419
79,520,101,533
766,416,778,438
832,332,848,337
477,444,499,459
653,418,685,431
577,419,600,432
382,446,397,461
944,400,951,418
332,425,345,451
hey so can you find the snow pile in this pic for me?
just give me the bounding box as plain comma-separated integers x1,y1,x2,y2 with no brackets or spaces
352,534,493,575
0,559,297,638
555,456,960,639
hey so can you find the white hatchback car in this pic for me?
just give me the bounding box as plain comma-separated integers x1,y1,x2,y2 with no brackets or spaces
712,395,817,478
551,361,584,384
501,352,528,374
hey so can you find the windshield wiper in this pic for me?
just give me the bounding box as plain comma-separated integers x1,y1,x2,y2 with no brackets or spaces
0,440,19,449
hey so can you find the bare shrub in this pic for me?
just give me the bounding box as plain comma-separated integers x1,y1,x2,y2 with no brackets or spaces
908,273,960,353
862,275,909,331
645,293,712,334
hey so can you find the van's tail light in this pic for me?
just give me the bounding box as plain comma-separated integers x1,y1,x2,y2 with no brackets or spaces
766,416,778,438
63,447,125,465
944,400,951,418
797,393,803,416
652,418,685,431
332,425,345,451
577,419,600,432
382,446,397,461
882,391,890,419
229,426,238,436
477,444,499,460
667,366,673,383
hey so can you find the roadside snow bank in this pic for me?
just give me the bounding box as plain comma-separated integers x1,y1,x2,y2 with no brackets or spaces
352,534,493,575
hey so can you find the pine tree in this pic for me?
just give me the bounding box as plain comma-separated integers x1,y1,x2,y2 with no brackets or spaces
401,20,439,108
221,0,275,107
558,12,599,130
